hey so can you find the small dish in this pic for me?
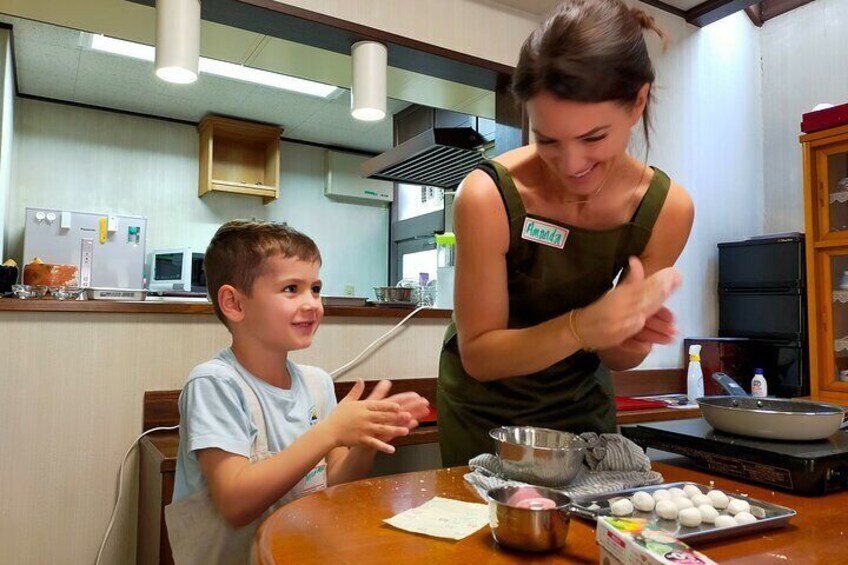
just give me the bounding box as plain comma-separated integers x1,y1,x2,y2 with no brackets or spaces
48,286,85,300
12,284,49,299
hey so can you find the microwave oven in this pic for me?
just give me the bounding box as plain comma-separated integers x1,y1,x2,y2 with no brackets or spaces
149,248,206,293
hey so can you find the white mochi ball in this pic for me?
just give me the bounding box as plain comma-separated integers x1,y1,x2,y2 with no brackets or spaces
714,515,738,528
611,498,634,516
652,489,672,502
697,504,719,524
683,484,702,499
668,487,687,499
707,490,730,509
734,511,757,525
655,499,679,520
691,494,712,508
631,491,655,512
726,498,751,516
673,497,695,511
678,507,702,528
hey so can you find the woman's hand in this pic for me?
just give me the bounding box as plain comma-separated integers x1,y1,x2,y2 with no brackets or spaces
323,380,411,454
616,305,678,355
577,257,681,351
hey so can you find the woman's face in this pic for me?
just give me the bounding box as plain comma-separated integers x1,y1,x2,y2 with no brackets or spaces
526,87,647,196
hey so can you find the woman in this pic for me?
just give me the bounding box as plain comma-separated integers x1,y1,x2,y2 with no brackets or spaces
437,0,694,466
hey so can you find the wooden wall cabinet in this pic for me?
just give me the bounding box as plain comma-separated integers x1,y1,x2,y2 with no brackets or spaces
801,123,848,401
198,115,283,204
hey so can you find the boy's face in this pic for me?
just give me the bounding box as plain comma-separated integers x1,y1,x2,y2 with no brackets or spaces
237,254,323,352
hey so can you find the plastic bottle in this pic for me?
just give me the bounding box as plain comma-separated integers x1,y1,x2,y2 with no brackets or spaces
751,368,768,398
686,344,704,404
435,232,456,309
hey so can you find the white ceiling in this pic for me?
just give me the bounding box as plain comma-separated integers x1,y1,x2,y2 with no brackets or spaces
2,15,414,153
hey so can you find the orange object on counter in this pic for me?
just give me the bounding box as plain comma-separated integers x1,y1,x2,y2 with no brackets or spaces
23,262,79,286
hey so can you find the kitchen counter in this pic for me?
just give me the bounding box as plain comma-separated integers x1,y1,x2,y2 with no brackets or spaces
253,459,847,563
0,298,453,318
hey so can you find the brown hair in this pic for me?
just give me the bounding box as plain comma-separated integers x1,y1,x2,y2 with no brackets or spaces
204,220,322,325
512,0,667,146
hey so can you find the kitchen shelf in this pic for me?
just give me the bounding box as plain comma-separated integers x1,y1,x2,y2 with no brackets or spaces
198,115,283,204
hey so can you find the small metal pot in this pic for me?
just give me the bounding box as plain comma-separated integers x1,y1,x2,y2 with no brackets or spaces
487,485,572,552
489,426,585,487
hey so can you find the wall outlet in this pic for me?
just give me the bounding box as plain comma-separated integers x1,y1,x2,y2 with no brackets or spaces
343,285,355,296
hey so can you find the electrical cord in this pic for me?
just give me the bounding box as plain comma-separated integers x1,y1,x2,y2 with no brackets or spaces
95,304,429,563
94,425,179,565
329,305,429,379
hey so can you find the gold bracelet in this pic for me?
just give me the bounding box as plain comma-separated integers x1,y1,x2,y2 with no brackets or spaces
568,308,587,351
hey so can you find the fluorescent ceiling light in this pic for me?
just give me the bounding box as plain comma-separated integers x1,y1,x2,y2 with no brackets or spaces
198,58,338,97
86,34,339,98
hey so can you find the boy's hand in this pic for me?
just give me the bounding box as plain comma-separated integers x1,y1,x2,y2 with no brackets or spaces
367,380,430,430
326,380,411,454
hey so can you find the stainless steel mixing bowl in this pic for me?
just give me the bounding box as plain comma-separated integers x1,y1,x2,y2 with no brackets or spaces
489,426,586,487
372,286,414,303
487,485,572,552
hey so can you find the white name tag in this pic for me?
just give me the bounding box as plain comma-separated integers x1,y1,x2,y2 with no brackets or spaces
521,218,568,249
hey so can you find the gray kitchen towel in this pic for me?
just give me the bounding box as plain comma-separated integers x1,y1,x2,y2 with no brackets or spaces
580,432,653,472
465,433,662,500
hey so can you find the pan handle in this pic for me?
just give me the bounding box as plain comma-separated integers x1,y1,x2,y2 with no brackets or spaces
711,372,750,397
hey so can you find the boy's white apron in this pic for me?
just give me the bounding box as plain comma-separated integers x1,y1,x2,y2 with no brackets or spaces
165,367,328,565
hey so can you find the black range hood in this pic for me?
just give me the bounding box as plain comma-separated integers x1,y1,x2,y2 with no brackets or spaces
361,127,486,189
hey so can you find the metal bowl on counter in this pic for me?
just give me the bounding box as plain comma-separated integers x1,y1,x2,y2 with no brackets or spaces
490,426,586,487
372,286,414,303
487,485,572,552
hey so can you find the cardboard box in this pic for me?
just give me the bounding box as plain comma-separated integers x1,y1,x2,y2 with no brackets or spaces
596,516,718,565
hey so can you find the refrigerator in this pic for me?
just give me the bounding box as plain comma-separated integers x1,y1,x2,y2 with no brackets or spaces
22,207,147,289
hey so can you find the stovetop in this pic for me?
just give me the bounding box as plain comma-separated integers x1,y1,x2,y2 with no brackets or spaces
622,417,848,495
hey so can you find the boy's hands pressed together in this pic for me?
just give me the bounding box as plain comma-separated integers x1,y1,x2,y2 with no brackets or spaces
323,380,412,454
366,380,431,430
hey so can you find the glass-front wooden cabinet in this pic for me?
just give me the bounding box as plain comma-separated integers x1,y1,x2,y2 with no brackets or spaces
802,123,848,400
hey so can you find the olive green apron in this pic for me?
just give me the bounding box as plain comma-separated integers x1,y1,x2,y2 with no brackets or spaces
437,161,671,467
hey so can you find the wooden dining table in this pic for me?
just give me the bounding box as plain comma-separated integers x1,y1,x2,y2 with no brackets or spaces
253,460,848,564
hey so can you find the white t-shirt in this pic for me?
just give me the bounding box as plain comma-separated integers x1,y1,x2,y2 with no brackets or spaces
172,348,337,503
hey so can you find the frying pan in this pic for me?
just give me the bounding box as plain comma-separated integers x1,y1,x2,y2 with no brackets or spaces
697,373,847,441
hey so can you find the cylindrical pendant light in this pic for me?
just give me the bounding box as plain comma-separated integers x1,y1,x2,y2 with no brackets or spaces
155,0,200,84
351,41,387,121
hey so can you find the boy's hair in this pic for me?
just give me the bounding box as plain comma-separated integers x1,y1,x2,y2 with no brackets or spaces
204,220,322,325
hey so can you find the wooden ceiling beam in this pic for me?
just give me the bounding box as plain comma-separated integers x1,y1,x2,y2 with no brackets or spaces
745,4,764,27
759,0,816,21
685,0,763,27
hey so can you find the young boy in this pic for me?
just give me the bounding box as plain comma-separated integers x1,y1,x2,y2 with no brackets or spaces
165,220,429,565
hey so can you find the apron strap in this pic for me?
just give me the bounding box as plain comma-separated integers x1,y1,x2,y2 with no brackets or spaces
298,365,328,420
476,160,527,254
231,372,270,457
630,167,671,231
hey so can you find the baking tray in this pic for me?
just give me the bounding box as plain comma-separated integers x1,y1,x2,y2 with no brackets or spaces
322,295,368,307
367,299,417,308
84,287,147,301
570,481,795,543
